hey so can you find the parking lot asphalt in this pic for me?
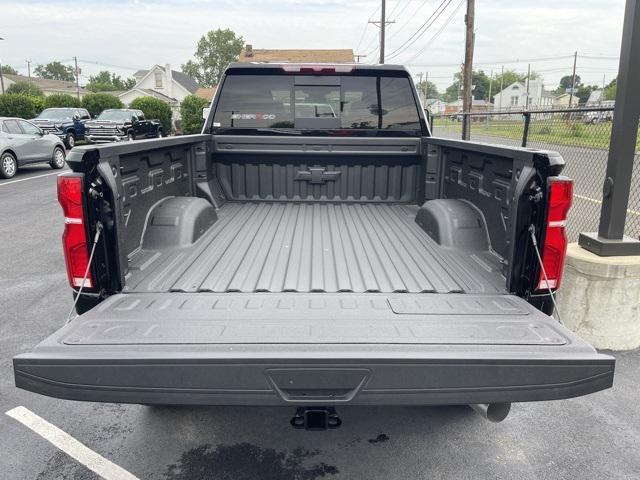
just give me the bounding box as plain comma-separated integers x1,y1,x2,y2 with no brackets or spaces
1,162,640,479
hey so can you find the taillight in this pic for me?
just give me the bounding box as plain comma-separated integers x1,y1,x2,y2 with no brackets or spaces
536,177,573,291
58,173,93,289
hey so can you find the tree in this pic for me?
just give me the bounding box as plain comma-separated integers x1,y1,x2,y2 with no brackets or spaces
0,65,18,75
415,80,440,100
576,84,598,104
180,94,209,134
34,61,76,82
6,81,43,97
442,70,494,103
0,94,37,119
81,93,124,118
43,94,82,109
604,78,617,101
87,71,136,92
554,74,582,95
182,29,244,87
130,97,173,133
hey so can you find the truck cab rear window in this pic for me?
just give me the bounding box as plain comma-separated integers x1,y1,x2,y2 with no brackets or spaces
212,74,422,135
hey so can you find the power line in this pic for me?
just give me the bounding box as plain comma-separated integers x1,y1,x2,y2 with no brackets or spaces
386,0,433,42
355,3,383,53
385,0,454,60
403,0,465,64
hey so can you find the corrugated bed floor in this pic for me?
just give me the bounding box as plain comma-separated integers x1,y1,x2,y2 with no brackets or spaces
125,203,506,294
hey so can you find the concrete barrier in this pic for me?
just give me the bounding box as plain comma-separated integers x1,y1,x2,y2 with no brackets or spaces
557,243,640,351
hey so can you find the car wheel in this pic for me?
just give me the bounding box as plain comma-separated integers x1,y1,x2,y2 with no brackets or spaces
128,132,135,141
50,146,66,170
0,152,18,179
65,132,76,149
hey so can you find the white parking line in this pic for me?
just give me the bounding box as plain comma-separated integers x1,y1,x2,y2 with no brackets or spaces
0,171,61,187
574,193,640,216
6,406,139,480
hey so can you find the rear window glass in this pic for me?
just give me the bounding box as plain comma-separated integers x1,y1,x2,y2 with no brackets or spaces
212,74,422,135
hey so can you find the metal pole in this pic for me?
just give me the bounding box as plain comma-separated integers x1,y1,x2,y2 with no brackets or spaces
499,65,504,111
461,0,475,140
525,63,531,109
380,0,386,64
0,37,5,95
568,51,577,108
579,0,640,255
26,59,31,86
425,72,429,99
74,56,80,100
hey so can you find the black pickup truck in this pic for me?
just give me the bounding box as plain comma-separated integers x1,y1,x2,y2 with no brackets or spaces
85,108,163,143
14,64,614,428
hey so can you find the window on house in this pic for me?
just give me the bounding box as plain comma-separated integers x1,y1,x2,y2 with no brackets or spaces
155,71,163,88
512,85,519,90
510,96,519,106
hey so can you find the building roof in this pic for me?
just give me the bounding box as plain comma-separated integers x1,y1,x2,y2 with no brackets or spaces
238,45,355,63
587,89,603,103
195,87,217,101
3,73,89,95
133,66,199,93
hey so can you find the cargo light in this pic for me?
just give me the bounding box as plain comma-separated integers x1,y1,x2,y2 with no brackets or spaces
536,177,573,291
58,173,93,289
280,64,355,73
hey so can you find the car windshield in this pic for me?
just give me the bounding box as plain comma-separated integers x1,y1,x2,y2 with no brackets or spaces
37,109,74,120
97,111,132,122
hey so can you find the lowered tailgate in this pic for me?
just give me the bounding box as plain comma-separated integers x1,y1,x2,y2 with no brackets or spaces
14,293,614,405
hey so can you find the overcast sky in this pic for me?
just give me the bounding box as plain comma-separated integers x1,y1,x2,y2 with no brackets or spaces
0,0,625,92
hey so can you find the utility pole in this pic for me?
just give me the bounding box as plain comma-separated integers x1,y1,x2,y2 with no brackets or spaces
487,69,493,107
368,0,395,64
525,63,531,109
499,65,504,110
568,51,578,108
461,0,476,140
74,56,80,100
26,59,31,85
424,71,429,98
0,37,5,95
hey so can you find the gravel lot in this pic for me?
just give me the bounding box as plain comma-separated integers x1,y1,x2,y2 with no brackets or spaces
1,163,639,480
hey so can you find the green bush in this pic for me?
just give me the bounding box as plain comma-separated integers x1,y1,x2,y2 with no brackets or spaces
0,94,37,118
29,95,45,115
6,81,43,97
44,93,82,109
180,95,209,134
81,93,124,118
130,97,172,133
569,124,585,138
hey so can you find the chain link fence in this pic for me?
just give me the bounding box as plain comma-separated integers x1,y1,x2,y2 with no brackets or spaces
432,108,640,242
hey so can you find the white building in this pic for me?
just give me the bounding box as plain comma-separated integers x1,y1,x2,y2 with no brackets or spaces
493,80,554,110
119,65,199,126
424,98,446,114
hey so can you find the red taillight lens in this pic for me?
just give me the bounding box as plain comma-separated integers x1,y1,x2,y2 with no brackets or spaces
58,173,93,289
537,177,573,291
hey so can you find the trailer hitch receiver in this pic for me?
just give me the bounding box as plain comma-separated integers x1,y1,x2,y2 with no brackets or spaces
290,407,342,431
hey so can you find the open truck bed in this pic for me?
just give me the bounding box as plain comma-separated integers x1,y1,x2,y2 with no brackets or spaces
14,63,614,414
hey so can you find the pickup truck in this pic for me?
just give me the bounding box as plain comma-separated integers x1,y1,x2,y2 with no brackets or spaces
85,108,163,143
14,63,614,428
30,107,92,148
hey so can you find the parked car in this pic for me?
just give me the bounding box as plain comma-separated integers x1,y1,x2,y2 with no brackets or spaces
583,110,614,124
85,109,163,143
0,117,66,179
14,63,614,429
31,107,91,149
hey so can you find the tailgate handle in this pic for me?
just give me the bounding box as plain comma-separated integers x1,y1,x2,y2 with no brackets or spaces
266,368,370,403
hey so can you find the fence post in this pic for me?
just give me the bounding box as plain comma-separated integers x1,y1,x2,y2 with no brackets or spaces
578,0,640,256
522,112,531,147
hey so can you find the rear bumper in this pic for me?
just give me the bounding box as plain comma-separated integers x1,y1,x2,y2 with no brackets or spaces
14,345,614,406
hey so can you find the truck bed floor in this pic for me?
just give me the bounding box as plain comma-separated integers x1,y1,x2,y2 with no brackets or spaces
125,202,506,294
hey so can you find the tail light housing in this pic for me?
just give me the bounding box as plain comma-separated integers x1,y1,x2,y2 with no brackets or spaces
280,64,355,73
536,177,573,291
58,173,94,289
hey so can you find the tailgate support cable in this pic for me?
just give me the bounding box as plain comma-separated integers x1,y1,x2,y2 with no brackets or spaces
528,225,563,324
66,222,103,323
